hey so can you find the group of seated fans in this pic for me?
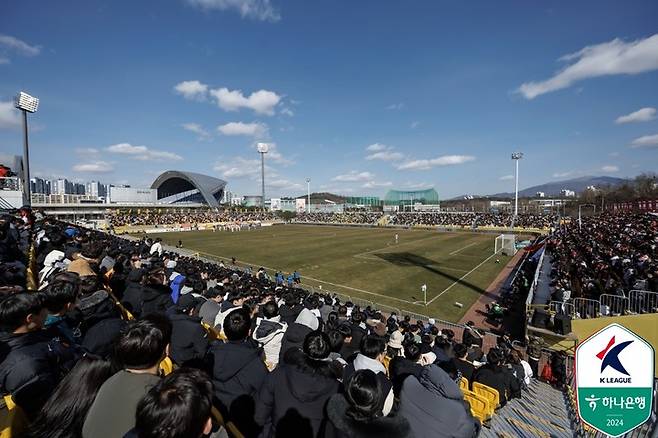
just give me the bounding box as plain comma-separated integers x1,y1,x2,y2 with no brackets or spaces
109,208,557,230
109,210,278,227
547,212,658,305
390,212,557,229
0,212,538,438
293,212,383,225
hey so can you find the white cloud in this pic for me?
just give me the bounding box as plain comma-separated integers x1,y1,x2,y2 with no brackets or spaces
397,155,475,170
280,107,294,117
385,103,405,110
214,157,265,179
73,161,114,173
106,143,183,161
499,174,515,181
366,143,388,152
518,34,658,99
75,147,100,155
182,123,211,140
601,165,619,172
553,171,575,178
332,171,375,182
0,101,20,129
615,107,656,124
173,80,208,100
410,121,420,129
218,121,268,138
362,180,393,189
269,178,303,190
366,151,405,161
631,134,658,148
185,0,280,21
0,34,41,57
210,87,281,115
364,143,405,161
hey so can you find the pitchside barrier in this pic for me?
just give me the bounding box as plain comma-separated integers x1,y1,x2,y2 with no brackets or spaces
599,293,630,317
629,290,658,314
573,297,602,319
549,300,575,317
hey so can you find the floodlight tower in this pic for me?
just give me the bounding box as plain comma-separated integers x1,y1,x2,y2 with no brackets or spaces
306,178,311,213
257,143,269,208
511,152,524,222
14,92,39,207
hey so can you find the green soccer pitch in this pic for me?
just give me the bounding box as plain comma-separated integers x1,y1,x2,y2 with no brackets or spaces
151,225,512,322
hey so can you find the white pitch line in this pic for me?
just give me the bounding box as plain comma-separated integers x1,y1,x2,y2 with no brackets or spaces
425,251,498,306
188,250,419,305
353,234,445,259
449,241,478,255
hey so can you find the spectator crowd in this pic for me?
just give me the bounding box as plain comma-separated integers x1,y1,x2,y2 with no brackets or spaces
109,210,279,227
547,212,658,305
109,209,557,230
0,209,541,438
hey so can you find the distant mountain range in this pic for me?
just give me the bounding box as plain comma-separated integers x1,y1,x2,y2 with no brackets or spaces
451,176,629,200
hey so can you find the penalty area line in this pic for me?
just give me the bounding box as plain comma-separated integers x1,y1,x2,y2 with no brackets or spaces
425,251,499,306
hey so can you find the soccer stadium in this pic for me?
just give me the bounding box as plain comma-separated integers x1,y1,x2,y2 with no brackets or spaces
1,3,658,438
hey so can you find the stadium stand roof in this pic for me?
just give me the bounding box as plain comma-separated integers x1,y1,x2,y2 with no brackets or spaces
384,188,439,205
151,170,226,208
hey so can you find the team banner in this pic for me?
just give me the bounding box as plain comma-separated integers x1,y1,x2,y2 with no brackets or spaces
576,323,654,437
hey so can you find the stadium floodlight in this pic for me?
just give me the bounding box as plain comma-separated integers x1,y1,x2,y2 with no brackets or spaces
511,152,523,226
257,143,269,208
306,178,311,213
14,91,40,206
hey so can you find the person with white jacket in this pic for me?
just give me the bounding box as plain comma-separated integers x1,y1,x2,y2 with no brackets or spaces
253,301,288,370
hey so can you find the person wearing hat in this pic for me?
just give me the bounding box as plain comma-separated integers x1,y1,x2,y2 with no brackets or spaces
168,294,208,367
461,321,483,348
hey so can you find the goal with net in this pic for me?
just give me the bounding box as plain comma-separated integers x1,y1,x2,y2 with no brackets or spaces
494,234,517,256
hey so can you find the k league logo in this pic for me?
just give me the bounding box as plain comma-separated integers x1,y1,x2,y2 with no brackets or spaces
576,323,654,437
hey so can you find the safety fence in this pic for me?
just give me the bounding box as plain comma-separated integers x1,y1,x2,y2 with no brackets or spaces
543,290,658,320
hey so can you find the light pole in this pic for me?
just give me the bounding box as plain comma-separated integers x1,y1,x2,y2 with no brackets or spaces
306,178,311,213
257,143,269,208
511,152,523,227
14,92,39,206
578,203,596,231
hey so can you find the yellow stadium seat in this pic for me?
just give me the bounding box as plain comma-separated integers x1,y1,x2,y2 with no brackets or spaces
210,406,226,427
472,382,500,412
459,377,469,391
462,391,490,423
159,357,175,376
0,395,28,438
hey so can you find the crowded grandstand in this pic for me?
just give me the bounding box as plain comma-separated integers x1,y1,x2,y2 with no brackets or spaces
1,205,656,437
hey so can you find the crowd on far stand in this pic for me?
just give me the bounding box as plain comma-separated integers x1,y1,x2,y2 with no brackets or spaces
0,209,548,438
390,212,558,229
293,212,383,225
547,213,658,312
108,211,279,227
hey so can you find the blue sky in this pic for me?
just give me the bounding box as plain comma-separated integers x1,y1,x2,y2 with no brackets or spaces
1,0,657,198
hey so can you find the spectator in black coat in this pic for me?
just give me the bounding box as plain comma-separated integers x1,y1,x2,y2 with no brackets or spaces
472,348,520,407
208,307,268,434
140,268,174,316
461,321,483,348
0,293,76,418
328,369,414,438
451,343,475,383
278,308,319,363
278,293,303,325
120,269,144,315
255,330,340,438
168,295,208,367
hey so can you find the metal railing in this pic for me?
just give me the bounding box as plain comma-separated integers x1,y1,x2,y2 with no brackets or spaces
599,293,630,317
629,290,658,314
549,300,575,316
573,297,602,319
